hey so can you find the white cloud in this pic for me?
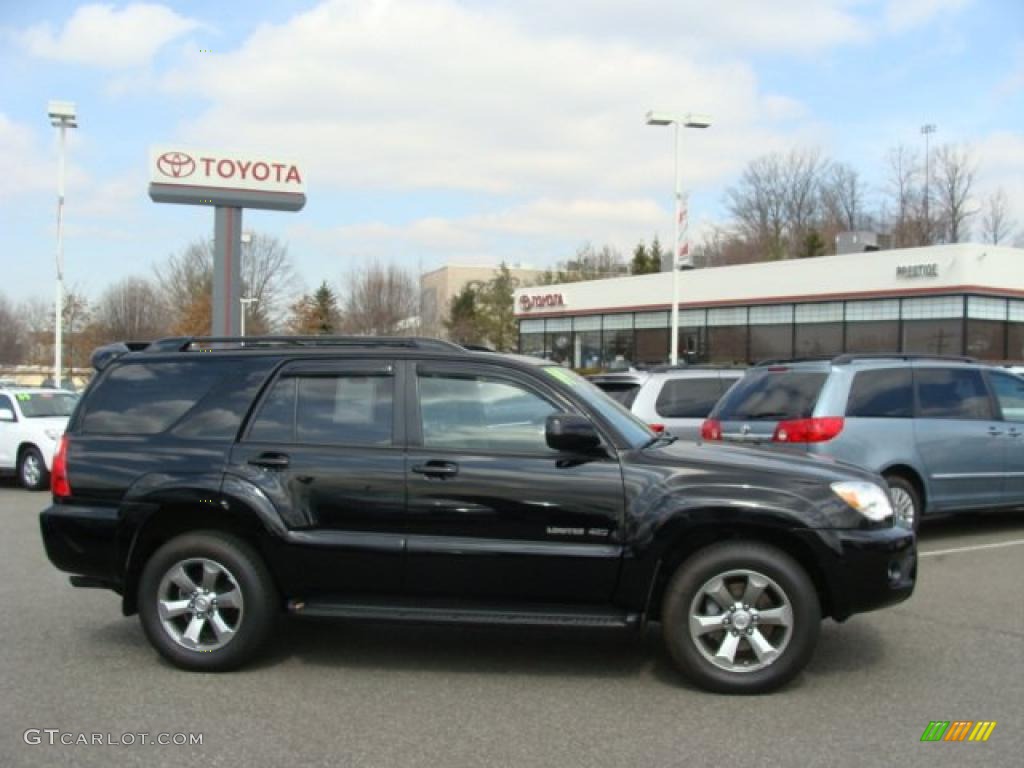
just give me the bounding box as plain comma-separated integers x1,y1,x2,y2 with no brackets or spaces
160,0,809,202
883,0,970,33
0,114,51,200
21,3,200,68
974,132,1024,240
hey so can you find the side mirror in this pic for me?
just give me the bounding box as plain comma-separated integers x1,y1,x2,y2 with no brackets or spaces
545,412,601,452
0,408,15,422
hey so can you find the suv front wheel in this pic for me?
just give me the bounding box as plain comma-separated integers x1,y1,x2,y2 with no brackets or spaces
662,541,820,694
138,531,278,671
18,446,49,491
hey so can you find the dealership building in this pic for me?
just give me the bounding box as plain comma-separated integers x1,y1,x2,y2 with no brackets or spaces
513,244,1024,368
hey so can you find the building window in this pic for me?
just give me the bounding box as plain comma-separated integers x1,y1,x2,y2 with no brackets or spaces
966,320,1006,360
572,316,602,368
845,299,900,322
602,313,634,368
902,296,964,356
1009,300,1024,361
795,302,843,324
748,305,792,362
707,307,748,363
796,323,843,357
634,311,669,365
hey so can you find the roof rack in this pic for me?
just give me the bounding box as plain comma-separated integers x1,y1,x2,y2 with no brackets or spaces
753,356,833,367
830,353,977,365
147,335,468,353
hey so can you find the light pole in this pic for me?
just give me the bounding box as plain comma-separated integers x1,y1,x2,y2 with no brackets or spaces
48,101,77,387
921,123,936,244
239,297,256,337
646,110,711,365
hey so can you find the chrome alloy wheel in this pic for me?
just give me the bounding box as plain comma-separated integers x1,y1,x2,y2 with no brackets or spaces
688,569,794,673
21,453,42,487
156,558,244,652
889,486,916,529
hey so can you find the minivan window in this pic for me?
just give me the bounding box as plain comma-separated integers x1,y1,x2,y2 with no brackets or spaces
845,369,913,418
915,368,994,420
81,362,231,435
989,372,1024,423
656,377,724,418
714,370,827,421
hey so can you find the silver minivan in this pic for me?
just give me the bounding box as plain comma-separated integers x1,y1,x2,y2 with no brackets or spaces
589,367,744,440
702,355,1024,529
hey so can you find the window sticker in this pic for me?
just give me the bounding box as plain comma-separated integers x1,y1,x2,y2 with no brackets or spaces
543,366,577,387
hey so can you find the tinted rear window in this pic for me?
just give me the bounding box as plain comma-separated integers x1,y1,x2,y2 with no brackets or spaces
714,370,827,421
82,361,238,435
915,368,993,420
655,377,724,418
592,382,641,408
846,368,913,418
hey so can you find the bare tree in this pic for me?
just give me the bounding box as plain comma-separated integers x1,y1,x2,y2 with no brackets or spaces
241,234,300,333
933,144,977,243
981,188,1014,245
93,277,167,341
155,234,298,336
822,163,866,232
884,144,923,248
782,148,826,247
340,261,418,336
18,298,53,366
0,294,28,365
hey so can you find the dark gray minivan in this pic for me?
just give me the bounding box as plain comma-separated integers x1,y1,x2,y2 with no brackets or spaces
702,355,1024,529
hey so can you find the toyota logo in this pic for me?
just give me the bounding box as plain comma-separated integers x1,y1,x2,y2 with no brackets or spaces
157,151,196,179
518,295,530,310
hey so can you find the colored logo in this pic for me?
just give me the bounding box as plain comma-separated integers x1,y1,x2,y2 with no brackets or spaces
920,721,997,742
519,292,566,311
157,151,196,179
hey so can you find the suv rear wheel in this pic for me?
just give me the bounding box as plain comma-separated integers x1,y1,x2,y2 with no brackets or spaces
661,541,820,694
138,531,277,671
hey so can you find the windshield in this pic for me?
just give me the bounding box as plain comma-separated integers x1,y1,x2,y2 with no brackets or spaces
542,366,653,447
16,392,77,419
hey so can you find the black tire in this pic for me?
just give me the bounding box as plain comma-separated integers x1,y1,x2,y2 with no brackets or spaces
661,541,820,694
138,531,278,672
884,474,921,532
18,446,49,491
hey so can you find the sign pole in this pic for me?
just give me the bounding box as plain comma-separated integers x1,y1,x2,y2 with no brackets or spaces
212,207,242,336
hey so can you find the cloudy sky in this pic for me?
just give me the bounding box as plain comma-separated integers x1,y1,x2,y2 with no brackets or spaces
1,0,1021,301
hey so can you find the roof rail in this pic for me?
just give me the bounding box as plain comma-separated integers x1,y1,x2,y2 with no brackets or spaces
147,335,468,353
753,356,833,367
831,353,977,365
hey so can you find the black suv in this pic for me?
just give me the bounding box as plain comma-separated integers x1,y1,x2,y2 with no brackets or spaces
40,336,915,693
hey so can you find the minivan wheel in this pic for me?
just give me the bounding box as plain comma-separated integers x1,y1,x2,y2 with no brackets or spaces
885,475,921,532
662,542,820,694
138,531,277,672
18,446,49,491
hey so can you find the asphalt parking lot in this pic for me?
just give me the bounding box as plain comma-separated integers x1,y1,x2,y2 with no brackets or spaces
1,483,1021,768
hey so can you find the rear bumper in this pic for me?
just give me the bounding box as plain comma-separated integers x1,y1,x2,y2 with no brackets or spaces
39,503,122,590
798,525,916,621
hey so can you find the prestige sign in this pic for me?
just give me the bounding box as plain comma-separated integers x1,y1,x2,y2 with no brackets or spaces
896,263,938,279
148,146,306,212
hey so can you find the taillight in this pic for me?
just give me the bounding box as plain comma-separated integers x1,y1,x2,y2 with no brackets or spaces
700,419,722,441
649,423,665,433
51,435,71,498
772,417,844,443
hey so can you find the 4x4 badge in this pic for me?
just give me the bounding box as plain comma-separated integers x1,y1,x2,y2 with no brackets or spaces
741,424,751,435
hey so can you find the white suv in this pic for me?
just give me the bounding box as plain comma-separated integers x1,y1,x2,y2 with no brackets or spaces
0,387,77,490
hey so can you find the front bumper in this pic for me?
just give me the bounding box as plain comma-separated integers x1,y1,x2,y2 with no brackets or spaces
797,525,916,621
39,503,122,590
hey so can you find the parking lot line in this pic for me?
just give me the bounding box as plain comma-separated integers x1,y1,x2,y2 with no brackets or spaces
919,539,1024,558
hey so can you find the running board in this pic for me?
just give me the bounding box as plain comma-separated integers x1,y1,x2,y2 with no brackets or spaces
289,598,639,629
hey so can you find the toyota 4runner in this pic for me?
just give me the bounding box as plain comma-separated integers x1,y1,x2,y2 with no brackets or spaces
40,336,916,694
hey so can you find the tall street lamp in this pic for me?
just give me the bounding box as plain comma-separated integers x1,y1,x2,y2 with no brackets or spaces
239,296,256,337
48,100,77,387
921,123,936,244
646,110,711,365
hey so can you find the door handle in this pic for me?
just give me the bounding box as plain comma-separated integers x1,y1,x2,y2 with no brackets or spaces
987,427,1004,437
248,453,290,470
1008,429,1022,438
411,461,459,478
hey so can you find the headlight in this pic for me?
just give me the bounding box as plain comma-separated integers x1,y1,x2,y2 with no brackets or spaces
831,481,893,522
44,428,63,441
